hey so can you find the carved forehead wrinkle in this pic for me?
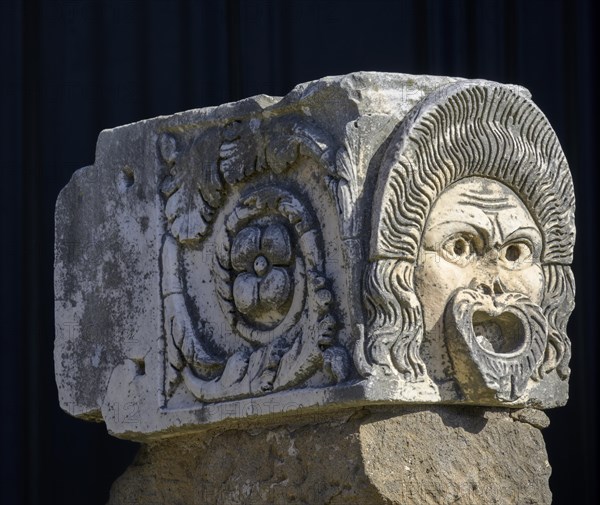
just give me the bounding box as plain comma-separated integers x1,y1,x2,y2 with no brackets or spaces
423,177,541,245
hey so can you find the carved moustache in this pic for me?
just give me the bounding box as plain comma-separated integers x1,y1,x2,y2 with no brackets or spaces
444,289,548,402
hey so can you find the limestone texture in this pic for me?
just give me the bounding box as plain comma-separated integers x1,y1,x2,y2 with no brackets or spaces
55,72,575,441
108,406,552,505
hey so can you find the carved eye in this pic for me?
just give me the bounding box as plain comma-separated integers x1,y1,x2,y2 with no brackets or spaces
441,235,478,265
500,241,533,268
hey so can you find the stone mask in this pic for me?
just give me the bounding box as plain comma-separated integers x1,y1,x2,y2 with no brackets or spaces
415,177,547,401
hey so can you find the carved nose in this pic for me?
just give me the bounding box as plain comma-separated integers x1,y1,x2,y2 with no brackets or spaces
470,278,505,296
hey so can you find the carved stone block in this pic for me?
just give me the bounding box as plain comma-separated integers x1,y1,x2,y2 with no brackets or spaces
55,72,575,439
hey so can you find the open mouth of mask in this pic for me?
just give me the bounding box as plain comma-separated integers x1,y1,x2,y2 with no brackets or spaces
445,289,548,402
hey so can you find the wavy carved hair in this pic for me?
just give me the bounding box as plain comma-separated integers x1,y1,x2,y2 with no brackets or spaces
361,82,575,381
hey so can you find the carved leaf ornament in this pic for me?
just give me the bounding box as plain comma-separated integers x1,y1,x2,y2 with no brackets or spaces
159,116,349,402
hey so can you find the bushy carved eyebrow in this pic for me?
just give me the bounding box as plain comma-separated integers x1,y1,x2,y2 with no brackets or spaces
501,226,542,247
423,221,489,248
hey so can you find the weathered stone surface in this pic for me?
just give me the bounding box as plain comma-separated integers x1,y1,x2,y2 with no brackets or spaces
54,72,575,440
107,406,552,505
510,407,551,429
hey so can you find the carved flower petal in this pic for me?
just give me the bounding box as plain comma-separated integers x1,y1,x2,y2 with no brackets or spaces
261,224,292,265
232,273,260,315
231,226,261,272
259,267,291,310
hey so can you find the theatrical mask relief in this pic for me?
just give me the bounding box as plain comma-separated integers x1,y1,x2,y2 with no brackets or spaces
55,73,574,437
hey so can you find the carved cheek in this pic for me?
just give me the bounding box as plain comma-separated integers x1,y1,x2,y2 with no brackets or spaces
416,254,476,330
498,264,545,304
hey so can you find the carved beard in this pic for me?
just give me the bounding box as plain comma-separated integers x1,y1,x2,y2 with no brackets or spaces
444,289,548,402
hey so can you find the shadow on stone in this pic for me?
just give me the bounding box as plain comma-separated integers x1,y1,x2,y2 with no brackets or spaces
435,406,489,434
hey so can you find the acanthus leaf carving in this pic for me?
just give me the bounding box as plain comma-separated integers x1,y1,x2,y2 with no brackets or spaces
159,116,349,403
161,234,225,397
263,116,336,175
327,114,397,238
160,128,225,245
160,114,337,247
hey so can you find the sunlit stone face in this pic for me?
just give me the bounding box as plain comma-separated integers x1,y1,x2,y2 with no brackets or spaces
415,177,544,333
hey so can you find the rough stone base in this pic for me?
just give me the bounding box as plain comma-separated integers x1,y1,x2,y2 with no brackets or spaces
107,406,551,505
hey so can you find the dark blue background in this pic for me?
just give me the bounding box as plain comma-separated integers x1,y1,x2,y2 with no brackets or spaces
1,1,597,503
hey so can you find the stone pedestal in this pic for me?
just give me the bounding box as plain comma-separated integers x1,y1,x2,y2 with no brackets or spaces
54,72,575,504
108,407,551,505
